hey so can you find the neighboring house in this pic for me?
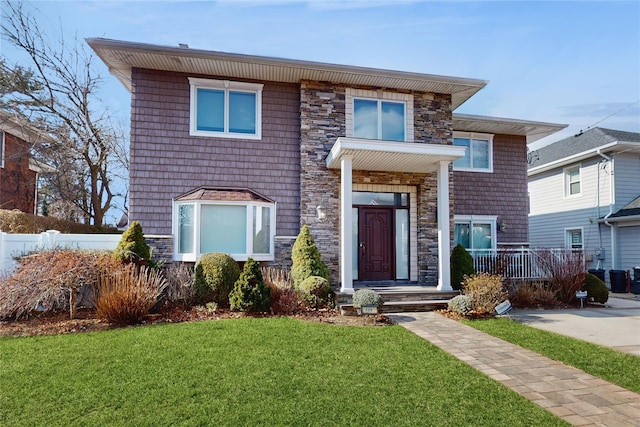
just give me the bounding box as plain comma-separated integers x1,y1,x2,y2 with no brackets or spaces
528,128,640,278
88,38,565,292
0,111,54,215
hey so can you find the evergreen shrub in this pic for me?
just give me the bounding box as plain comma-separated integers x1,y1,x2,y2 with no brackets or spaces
194,253,240,305
450,243,475,291
582,273,609,304
299,276,331,306
230,258,271,312
291,225,329,288
448,294,472,316
113,221,151,264
352,289,384,308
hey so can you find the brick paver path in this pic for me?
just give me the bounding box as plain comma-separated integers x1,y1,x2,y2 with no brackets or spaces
388,312,640,427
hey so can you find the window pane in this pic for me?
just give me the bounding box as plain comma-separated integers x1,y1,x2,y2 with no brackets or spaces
353,192,408,206
354,99,378,139
196,89,224,132
567,169,580,195
453,138,471,168
229,91,256,134
253,206,271,254
381,101,405,141
178,204,194,254
472,139,490,169
395,209,409,280
568,230,582,249
454,223,470,248
472,223,492,250
200,205,246,254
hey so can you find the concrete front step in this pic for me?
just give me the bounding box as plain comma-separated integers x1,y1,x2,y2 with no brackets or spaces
340,299,450,315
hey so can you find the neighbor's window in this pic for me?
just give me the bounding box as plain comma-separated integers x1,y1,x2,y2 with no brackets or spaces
174,200,275,262
566,228,583,250
453,133,493,172
353,98,406,141
189,77,263,139
454,216,496,251
564,166,581,197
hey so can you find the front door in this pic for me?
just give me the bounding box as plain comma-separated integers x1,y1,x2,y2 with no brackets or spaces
359,207,394,281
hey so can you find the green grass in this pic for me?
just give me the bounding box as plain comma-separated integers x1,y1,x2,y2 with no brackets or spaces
0,318,566,426
463,318,640,393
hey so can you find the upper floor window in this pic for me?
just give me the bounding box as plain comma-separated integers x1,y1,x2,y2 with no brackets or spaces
564,166,581,197
189,78,263,140
345,88,414,142
453,132,493,172
354,98,405,141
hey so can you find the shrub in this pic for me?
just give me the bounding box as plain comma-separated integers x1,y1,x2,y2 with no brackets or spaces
352,289,384,308
509,281,558,308
261,266,294,290
299,276,331,307
113,221,151,264
462,273,507,315
230,258,270,312
268,284,302,315
94,265,167,325
194,253,241,305
291,225,329,288
450,244,475,291
0,209,117,234
0,249,120,320
534,249,586,304
162,263,196,306
448,295,472,316
583,273,609,304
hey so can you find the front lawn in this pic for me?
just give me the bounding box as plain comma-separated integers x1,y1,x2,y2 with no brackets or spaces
464,318,640,393
0,318,566,426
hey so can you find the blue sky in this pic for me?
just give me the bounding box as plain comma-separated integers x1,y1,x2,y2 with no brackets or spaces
2,0,639,222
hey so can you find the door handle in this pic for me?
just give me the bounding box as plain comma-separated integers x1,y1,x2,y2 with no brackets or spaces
359,241,365,254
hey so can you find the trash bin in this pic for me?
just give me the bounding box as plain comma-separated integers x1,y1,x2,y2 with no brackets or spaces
632,267,640,294
609,270,627,293
588,269,605,282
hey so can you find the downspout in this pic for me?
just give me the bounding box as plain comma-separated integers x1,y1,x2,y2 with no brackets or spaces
597,149,616,269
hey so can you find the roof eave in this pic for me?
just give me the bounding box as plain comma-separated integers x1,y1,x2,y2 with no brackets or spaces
453,113,567,143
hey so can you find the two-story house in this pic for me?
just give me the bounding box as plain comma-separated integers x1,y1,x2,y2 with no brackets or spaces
0,111,54,215
88,38,565,292
528,127,640,282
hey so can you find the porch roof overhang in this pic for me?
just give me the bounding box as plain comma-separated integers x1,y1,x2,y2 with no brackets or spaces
326,137,466,173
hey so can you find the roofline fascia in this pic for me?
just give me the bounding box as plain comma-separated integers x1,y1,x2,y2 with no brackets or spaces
86,37,489,94
597,214,640,224
528,141,620,176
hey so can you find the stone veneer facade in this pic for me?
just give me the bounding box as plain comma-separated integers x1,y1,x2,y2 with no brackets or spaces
299,80,454,286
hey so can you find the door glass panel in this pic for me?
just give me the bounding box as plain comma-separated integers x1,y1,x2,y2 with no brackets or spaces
352,208,359,280
454,223,470,248
353,192,408,206
200,205,246,254
395,209,409,280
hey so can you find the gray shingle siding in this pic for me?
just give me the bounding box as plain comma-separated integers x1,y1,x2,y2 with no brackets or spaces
129,68,300,236
453,133,529,243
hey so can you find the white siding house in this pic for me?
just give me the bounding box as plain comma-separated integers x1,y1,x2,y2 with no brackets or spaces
528,128,640,282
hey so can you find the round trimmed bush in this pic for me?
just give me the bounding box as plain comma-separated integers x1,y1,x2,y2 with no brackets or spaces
194,252,241,305
448,294,472,316
352,289,384,308
299,276,331,306
583,273,609,304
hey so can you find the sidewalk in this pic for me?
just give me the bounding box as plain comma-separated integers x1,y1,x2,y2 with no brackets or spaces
389,312,640,427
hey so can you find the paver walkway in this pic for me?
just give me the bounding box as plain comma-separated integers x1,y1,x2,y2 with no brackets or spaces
388,312,640,427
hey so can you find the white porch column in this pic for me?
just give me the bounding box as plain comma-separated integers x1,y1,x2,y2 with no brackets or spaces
340,156,354,293
437,160,453,291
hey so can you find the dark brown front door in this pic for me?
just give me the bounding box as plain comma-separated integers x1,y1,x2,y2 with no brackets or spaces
359,207,394,281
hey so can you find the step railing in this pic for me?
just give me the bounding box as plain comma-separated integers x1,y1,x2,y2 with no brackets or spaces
467,247,583,281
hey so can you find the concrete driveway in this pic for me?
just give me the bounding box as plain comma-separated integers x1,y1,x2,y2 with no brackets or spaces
509,294,640,356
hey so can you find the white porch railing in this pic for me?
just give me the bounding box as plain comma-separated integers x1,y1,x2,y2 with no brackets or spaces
467,247,581,281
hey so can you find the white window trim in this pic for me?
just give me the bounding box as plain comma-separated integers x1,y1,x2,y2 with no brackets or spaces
564,227,584,250
173,199,276,262
188,77,263,140
345,88,414,142
0,131,4,168
454,215,497,251
563,164,582,198
452,131,494,173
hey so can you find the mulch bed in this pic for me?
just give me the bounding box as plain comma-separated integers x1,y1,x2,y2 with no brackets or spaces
0,306,392,338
